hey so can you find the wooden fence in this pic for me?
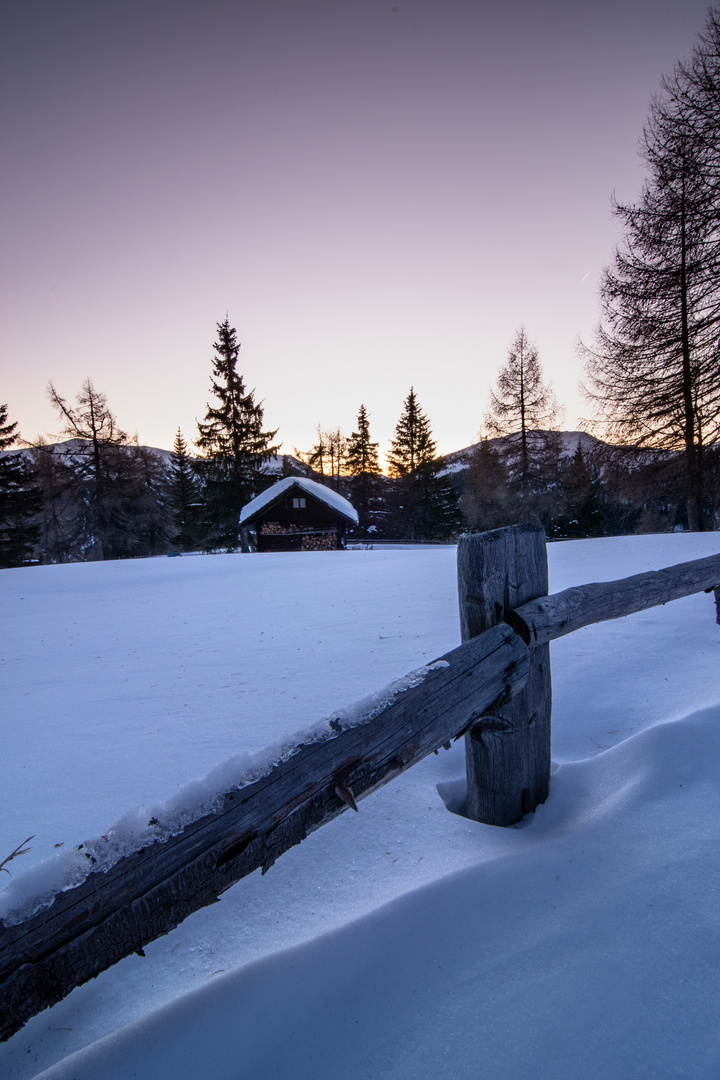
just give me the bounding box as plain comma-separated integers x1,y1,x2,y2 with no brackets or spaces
1,524,719,1042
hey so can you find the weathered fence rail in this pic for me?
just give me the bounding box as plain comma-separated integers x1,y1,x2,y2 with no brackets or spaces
0,622,529,1043
508,551,720,646
1,526,718,1042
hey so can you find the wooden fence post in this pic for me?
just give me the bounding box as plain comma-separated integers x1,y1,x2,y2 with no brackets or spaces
457,524,551,826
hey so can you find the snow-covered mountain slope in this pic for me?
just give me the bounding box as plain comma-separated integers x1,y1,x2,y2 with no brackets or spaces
1,438,310,477
441,429,612,474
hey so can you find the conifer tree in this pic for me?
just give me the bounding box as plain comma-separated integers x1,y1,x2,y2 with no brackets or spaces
387,388,461,540
387,388,437,478
195,318,279,550
167,428,202,552
345,404,380,524
0,403,41,567
346,404,380,476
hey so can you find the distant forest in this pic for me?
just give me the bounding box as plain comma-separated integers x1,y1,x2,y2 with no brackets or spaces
1,316,718,568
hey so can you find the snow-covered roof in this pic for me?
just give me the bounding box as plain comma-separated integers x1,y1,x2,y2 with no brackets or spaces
239,476,358,525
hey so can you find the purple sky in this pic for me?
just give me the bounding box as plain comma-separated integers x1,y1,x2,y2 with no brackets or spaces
1,0,713,461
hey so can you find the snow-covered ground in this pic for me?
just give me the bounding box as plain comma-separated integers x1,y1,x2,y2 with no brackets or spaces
1,534,719,1079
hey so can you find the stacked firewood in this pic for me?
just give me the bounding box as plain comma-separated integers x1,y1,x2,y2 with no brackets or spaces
260,522,299,535
301,533,338,551
259,522,339,549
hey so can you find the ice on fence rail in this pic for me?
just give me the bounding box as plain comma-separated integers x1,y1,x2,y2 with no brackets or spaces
0,659,450,928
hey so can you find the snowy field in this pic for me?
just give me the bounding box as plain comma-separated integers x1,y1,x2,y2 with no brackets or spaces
1,533,720,1079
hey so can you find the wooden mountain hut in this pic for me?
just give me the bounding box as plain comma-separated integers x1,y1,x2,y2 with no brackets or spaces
239,477,358,552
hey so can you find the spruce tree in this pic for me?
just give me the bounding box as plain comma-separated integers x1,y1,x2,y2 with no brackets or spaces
345,404,380,525
346,405,380,476
195,319,279,551
0,404,41,567
167,428,202,552
387,388,437,478
387,388,461,541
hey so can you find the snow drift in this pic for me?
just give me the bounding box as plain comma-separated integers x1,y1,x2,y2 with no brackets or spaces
1,534,719,1079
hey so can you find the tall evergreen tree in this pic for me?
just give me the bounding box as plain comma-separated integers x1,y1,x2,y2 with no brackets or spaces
485,327,562,520
346,404,380,476
195,319,279,551
387,388,437,479
387,388,461,540
167,428,202,552
0,404,41,567
582,9,720,531
345,404,381,524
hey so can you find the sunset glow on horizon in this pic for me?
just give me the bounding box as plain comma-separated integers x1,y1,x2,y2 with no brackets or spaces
1,0,712,460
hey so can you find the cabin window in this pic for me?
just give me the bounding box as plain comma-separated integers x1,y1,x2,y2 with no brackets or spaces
292,497,306,508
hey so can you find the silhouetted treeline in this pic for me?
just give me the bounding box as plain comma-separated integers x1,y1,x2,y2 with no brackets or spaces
2,409,718,568
2,310,718,568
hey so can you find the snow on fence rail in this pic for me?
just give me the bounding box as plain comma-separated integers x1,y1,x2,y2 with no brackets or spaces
1,524,719,1043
